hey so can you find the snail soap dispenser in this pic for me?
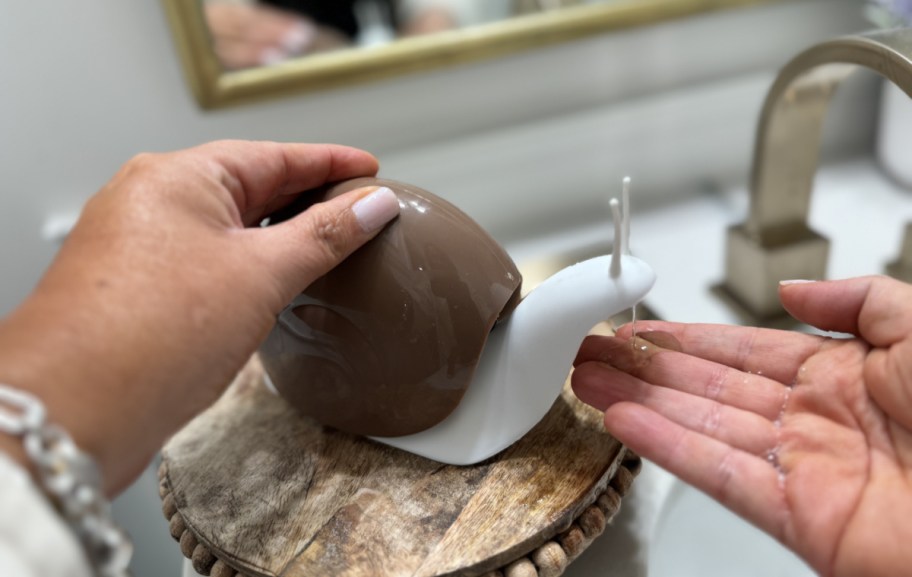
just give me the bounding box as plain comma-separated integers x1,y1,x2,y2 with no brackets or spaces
259,177,655,465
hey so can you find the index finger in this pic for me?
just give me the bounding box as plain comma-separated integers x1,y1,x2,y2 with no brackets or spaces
184,140,380,225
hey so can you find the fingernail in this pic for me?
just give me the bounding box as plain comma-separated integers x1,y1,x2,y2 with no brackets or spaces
352,186,400,233
282,21,316,53
779,279,816,286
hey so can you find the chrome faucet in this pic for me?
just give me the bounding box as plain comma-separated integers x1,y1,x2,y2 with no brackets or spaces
718,28,912,322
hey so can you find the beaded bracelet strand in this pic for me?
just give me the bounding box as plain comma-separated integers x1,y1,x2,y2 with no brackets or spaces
0,384,133,577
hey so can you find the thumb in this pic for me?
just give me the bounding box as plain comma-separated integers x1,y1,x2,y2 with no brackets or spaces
779,275,912,347
258,185,400,297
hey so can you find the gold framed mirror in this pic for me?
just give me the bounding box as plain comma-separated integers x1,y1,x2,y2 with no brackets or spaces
163,0,783,109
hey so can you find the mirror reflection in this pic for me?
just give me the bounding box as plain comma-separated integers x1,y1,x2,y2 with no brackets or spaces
204,0,608,70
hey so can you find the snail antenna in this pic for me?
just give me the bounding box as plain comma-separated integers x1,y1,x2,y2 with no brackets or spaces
621,177,631,255
609,198,622,279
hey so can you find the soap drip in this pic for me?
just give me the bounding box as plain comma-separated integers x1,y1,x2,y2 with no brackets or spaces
637,330,683,352
612,331,681,369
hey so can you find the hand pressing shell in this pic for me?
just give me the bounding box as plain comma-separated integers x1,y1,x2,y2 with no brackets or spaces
260,178,523,437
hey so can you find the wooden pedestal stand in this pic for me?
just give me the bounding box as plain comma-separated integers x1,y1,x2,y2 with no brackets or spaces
158,356,640,577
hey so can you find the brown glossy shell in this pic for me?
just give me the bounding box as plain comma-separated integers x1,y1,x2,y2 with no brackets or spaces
259,178,522,437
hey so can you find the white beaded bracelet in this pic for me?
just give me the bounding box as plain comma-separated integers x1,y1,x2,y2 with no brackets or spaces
0,384,133,577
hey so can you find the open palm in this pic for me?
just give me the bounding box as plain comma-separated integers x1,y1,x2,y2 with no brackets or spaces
572,276,912,577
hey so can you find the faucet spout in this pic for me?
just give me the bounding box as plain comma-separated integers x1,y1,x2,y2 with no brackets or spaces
719,29,912,321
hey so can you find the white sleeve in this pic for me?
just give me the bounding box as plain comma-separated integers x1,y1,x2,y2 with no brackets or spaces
0,453,93,577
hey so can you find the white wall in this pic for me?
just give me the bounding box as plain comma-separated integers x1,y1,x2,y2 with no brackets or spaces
0,1,874,576
0,0,870,316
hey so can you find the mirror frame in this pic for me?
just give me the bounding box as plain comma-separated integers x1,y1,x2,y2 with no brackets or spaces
163,0,781,109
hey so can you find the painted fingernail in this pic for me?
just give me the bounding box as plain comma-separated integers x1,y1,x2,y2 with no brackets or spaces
779,279,816,286
282,21,316,53
352,186,400,233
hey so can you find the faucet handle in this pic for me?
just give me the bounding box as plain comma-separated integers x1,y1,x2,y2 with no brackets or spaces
719,222,829,322
887,221,912,283
718,28,912,323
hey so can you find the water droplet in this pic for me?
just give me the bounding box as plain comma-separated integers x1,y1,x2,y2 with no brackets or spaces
764,446,783,474
764,386,793,485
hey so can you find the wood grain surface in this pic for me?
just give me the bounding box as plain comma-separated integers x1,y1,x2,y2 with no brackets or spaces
161,352,630,577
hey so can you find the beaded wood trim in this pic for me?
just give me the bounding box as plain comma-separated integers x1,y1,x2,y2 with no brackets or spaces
159,450,641,577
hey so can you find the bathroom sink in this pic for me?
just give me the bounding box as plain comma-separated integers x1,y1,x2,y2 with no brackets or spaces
512,156,912,576
561,463,814,577
649,480,813,577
